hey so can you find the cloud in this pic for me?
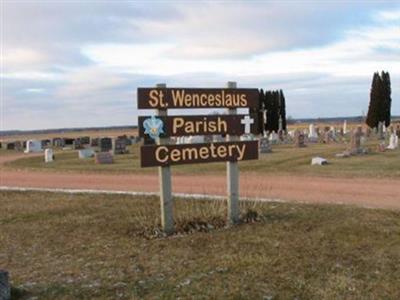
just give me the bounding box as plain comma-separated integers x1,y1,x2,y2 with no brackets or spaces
2,1,400,130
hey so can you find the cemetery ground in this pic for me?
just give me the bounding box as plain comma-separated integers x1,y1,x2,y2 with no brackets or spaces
1,191,400,299
1,141,399,210
4,142,400,178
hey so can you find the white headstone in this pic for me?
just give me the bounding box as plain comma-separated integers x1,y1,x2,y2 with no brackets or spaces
343,120,348,135
190,135,204,143
387,133,399,150
240,134,254,141
269,131,279,144
311,157,328,165
78,148,95,159
308,124,318,141
44,149,54,163
330,126,337,138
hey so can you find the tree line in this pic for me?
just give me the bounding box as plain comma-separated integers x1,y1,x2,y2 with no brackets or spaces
259,89,287,133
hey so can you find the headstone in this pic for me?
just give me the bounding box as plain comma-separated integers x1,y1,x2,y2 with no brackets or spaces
44,149,54,163
323,131,333,144
95,152,113,164
14,141,23,151
311,157,328,165
269,131,279,144
349,126,362,154
204,135,213,143
335,151,351,158
5,143,15,150
78,148,95,159
278,116,283,132
387,133,399,150
73,138,84,150
259,136,271,153
212,135,224,143
25,140,42,153
308,124,318,142
41,139,51,148
0,270,10,300
80,136,90,145
64,138,74,146
343,120,348,135
240,134,255,141
114,138,129,154
99,137,113,152
52,137,65,147
294,130,306,147
377,121,384,140
377,142,386,152
330,126,337,139
364,127,372,138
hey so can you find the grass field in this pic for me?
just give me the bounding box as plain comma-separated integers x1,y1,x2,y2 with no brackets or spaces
5,141,400,178
1,191,400,299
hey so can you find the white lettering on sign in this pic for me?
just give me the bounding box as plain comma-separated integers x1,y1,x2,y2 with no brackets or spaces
154,143,246,163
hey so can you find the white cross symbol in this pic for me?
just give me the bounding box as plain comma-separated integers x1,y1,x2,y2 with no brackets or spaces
241,115,254,134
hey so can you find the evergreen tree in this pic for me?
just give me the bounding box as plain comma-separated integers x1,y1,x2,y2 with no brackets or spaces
366,72,381,128
381,71,392,127
265,91,273,132
366,71,392,128
279,89,287,131
258,89,265,134
263,90,284,133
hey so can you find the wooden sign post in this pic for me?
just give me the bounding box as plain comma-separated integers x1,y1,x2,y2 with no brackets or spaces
156,83,173,234
137,83,260,233
226,81,240,225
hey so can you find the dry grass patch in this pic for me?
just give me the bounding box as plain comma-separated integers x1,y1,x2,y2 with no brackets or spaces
1,191,400,299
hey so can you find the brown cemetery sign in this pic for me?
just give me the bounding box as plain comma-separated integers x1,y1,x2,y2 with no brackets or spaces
138,85,260,232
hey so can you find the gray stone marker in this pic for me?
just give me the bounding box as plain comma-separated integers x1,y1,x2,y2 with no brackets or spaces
259,136,271,153
0,270,10,300
378,121,384,140
350,127,362,154
95,152,113,164
294,130,306,147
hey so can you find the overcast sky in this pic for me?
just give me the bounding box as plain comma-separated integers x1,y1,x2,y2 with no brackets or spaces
2,1,400,130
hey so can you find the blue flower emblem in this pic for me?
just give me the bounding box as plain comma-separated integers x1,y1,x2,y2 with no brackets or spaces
143,116,164,140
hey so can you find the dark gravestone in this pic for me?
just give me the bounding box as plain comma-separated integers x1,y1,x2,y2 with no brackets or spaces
41,139,51,148
91,137,99,147
80,136,90,145
64,138,74,146
114,138,129,154
100,138,113,152
73,139,84,150
0,270,10,300
95,152,113,164
14,141,23,151
6,143,15,150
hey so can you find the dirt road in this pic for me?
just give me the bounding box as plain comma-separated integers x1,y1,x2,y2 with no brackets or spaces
1,153,399,210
